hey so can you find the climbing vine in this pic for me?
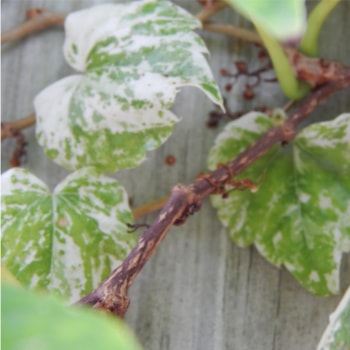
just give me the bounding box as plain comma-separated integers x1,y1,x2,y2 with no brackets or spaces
2,1,349,349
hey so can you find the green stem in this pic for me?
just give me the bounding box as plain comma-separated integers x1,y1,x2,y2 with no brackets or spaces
255,24,310,100
300,0,340,57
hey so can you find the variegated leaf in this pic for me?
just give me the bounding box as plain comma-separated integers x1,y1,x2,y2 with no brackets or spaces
1,167,136,302
317,286,350,350
208,113,350,295
35,0,223,172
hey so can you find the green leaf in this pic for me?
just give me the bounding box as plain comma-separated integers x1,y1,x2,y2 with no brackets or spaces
255,24,310,100
226,0,306,40
2,284,142,350
317,287,350,350
1,264,21,287
1,167,136,302
300,0,341,57
208,113,350,295
34,0,223,172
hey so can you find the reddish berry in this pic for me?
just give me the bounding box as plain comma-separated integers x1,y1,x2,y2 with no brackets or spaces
220,68,230,76
235,61,247,73
225,84,232,92
258,49,268,60
165,155,176,166
243,87,255,100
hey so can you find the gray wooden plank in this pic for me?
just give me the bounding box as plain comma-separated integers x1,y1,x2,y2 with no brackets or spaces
2,1,349,350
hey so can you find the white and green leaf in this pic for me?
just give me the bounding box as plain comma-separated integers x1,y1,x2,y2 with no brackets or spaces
35,0,223,172
226,0,306,40
208,113,350,295
317,286,350,350
1,167,136,302
2,284,142,350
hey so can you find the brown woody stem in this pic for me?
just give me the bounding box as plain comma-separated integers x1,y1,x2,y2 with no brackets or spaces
203,23,262,44
1,8,65,44
196,2,228,22
78,77,350,317
1,114,36,141
132,196,169,219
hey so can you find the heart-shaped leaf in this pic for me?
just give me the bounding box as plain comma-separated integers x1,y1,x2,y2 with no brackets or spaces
35,0,223,172
2,284,142,350
1,167,136,302
317,286,350,350
226,0,306,40
208,113,350,295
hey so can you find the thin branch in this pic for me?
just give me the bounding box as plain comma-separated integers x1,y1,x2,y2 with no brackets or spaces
132,196,169,219
221,61,275,98
1,8,65,44
78,77,350,317
203,22,262,45
196,1,228,22
1,114,36,141
282,100,296,112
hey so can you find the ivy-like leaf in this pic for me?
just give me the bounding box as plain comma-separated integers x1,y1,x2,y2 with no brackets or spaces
208,113,350,295
1,168,136,302
34,0,223,172
2,284,142,350
226,0,306,40
317,287,350,350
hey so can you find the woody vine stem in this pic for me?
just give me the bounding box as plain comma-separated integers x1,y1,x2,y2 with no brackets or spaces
2,2,350,317
78,76,350,317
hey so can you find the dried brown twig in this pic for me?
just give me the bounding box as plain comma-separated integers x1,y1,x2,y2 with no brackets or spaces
1,114,36,141
132,196,169,219
1,8,65,44
196,1,228,22
203,22,262,44
3,130,28,167
1,114,35,167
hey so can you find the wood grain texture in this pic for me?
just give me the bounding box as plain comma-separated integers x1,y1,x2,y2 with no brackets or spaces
2,1,349,349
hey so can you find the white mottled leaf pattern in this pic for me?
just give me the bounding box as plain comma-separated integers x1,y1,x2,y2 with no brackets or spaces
208,113,350,295
34,0,223,172
317,287,350,350
1,168,136,302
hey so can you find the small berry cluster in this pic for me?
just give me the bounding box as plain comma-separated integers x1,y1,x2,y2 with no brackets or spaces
220,45,277,99
1,125,28,167
221,62,276,101
206,46,277,128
